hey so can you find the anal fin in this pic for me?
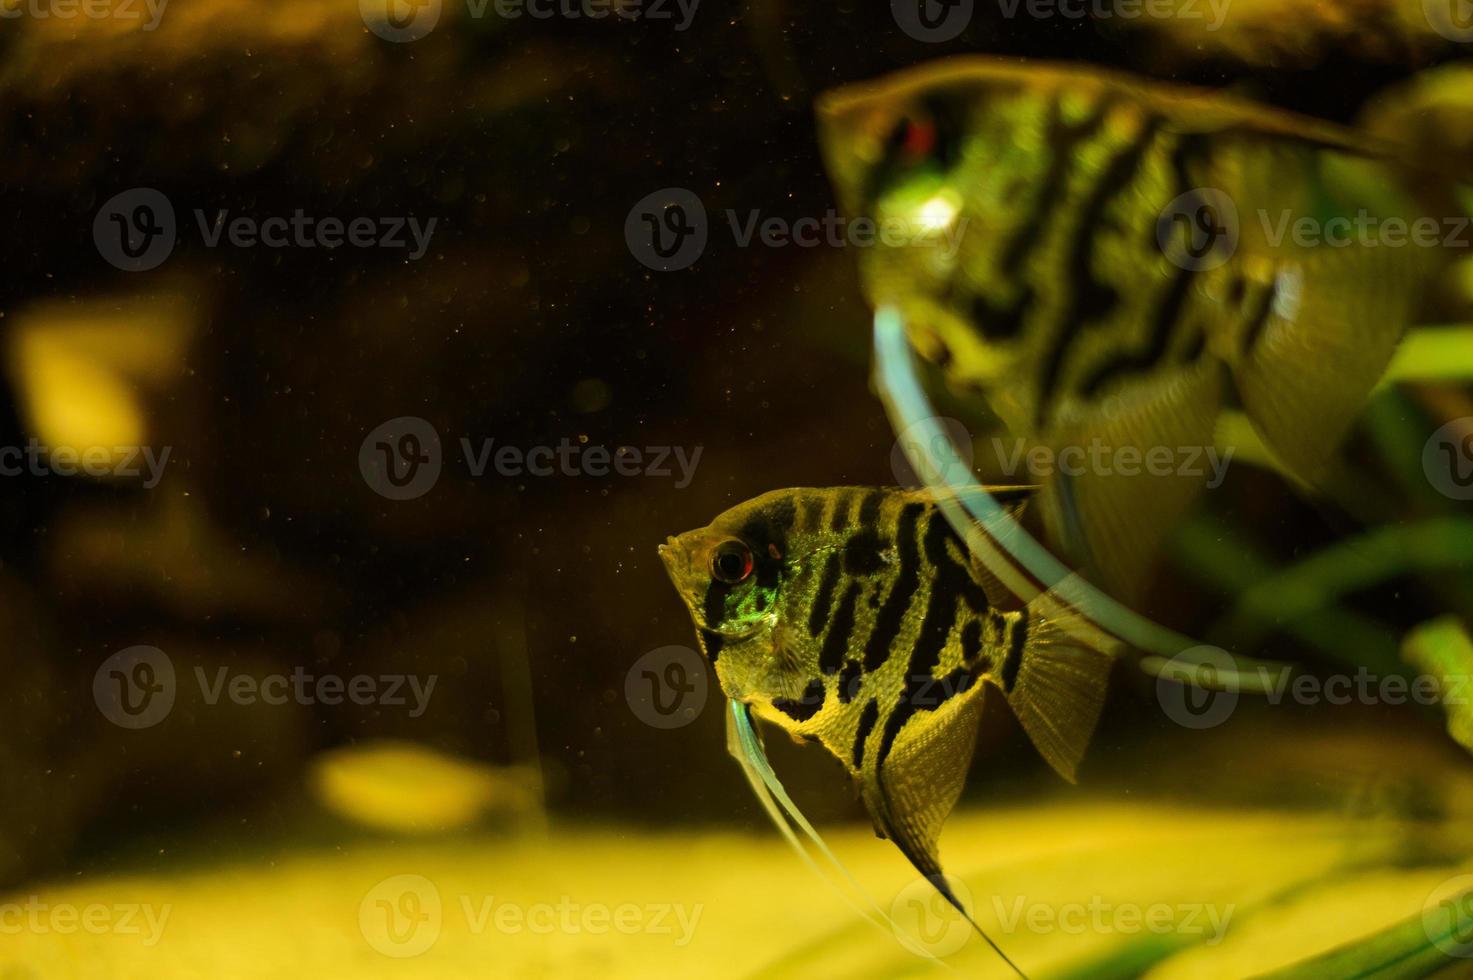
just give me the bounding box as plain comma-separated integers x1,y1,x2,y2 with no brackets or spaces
861,682,985,881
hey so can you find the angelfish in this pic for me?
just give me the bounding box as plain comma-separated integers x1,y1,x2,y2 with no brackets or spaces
816,57,1457,596
659,486,1119,935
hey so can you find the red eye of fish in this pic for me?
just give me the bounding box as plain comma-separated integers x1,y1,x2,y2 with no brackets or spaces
710,540,754,585
893,116,936,163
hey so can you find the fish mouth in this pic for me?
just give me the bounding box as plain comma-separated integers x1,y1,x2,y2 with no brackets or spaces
657,536,685,580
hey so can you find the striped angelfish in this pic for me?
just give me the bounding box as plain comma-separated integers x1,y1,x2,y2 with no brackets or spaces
816,58,1459,597
658,485,1119,923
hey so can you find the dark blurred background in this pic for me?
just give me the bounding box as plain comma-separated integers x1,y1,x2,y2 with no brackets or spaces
3,0,1472,893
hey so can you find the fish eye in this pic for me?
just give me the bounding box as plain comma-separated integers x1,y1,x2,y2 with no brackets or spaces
709,539,754,585
885,113,936,166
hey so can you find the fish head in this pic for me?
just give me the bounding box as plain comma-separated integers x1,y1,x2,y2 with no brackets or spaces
660,491,816,697
817,58,1105,428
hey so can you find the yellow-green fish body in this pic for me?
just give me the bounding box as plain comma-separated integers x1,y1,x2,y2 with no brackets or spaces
660,485,1117,882
817,58,1456,595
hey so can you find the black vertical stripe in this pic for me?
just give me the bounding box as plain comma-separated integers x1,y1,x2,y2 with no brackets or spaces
843,528,887,575
1078,133,1201,399
1036,113,1163,422
702,582,729,632
1001,100,1109,278
807,551,843,638
857,489,885,527
961,619,982,664
828,490,855,533
1001,608,1028,692
820,583,861,675
864,502,924,670
907,510,972,677
838,660,863,704
876,665,980,771
853,698,880,769
799,494,825,533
